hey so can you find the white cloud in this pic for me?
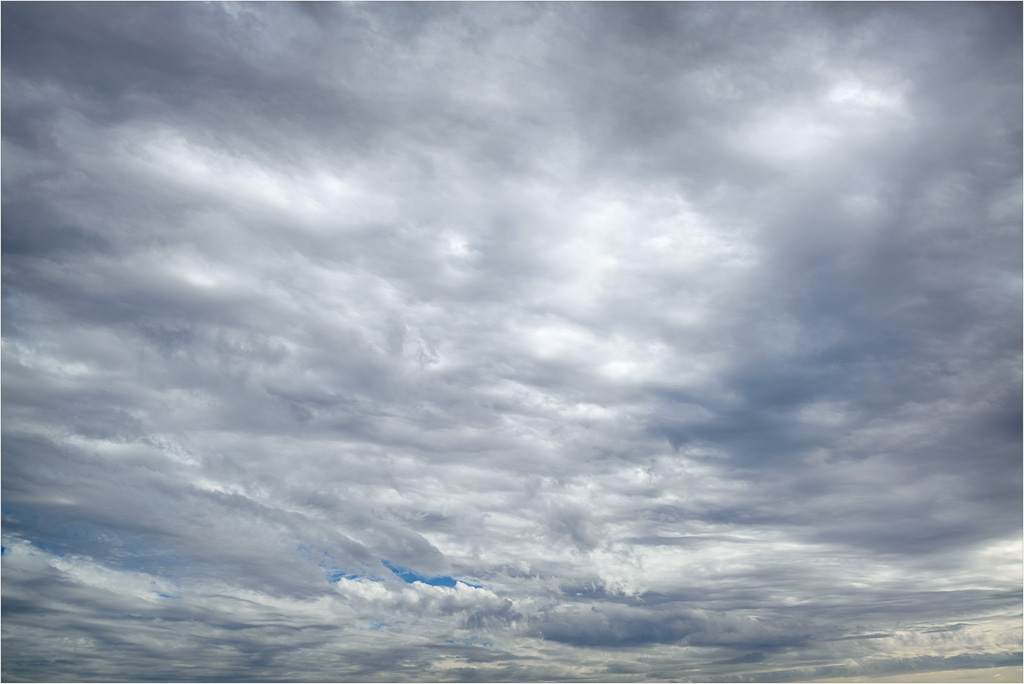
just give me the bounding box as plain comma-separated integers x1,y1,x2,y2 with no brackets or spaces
2,2,1019,681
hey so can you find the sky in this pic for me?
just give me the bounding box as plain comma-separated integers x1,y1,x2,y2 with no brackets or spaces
1,2,1021,682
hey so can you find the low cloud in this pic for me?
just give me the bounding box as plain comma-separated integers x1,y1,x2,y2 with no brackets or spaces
3,2,1020,681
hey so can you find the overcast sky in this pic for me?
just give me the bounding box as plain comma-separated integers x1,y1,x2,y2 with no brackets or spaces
2,2,1021,682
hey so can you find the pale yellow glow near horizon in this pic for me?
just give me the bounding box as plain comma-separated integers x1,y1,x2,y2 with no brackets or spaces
818,664,1023,683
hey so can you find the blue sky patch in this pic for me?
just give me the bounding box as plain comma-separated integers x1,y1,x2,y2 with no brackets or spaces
323,568,366,583
311,547,380,584
382,559,474,588
444,636,493,647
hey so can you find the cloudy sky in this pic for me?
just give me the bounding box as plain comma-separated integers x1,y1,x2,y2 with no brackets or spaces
2,2,1021,682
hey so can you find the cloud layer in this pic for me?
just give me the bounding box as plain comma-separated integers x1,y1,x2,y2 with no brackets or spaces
2,3,1021,681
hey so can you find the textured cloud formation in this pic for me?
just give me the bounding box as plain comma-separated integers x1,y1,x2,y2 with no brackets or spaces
2,3,1021,682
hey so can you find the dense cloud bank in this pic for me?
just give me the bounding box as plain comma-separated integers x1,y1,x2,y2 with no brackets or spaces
2,3,1021,681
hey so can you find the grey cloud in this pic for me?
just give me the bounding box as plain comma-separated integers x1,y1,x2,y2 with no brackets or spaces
535,604,702,648
3,1,1020,682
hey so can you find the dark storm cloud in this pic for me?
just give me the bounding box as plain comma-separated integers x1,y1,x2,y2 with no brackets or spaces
3,1,1020,682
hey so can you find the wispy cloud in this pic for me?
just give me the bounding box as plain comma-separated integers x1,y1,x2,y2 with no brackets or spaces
2,2,1020,681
